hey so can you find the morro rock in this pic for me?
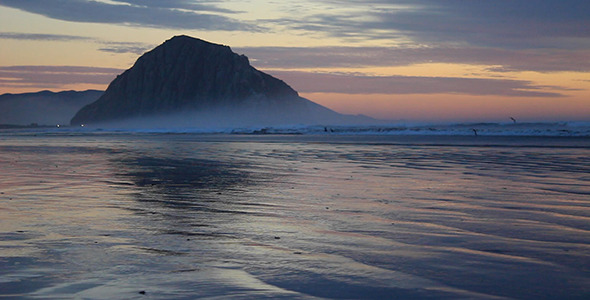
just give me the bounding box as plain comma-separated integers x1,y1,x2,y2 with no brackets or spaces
71,35,354,127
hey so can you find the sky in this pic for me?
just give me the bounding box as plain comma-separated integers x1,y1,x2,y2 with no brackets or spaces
1,0,589,122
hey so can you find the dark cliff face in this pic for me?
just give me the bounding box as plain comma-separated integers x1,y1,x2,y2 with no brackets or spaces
71,35,313,126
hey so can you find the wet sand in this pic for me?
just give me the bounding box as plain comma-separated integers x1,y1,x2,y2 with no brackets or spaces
1,134,589,299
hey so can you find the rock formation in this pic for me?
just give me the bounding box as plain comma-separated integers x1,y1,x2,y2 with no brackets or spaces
71,35,361,127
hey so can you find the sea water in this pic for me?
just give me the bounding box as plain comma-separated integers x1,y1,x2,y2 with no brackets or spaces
0,132,589,299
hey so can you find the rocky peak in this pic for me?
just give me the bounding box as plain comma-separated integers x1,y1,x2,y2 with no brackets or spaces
71,35,301,125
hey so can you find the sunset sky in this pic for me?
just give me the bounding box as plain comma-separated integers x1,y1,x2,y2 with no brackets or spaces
1,0,589,122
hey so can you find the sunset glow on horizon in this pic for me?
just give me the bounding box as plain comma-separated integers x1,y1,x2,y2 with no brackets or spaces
1,1,589,122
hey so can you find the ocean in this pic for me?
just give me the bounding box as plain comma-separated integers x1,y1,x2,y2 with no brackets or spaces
1,128,589,299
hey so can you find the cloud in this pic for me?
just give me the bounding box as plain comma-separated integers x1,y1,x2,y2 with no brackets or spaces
266,71,571,98
109,0,237,13
0,65,571,98
240,46,590,73
0,0,259,31
274,0,590,49
0,32,91,41
0,66,121,89
98,42,154,54
3,0,587,50
374,0,590,48
1,31,155,55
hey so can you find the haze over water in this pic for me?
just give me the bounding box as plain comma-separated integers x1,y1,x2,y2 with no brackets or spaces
1,133,589,299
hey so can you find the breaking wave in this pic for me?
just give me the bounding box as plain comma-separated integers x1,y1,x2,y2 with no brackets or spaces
5,121,590,137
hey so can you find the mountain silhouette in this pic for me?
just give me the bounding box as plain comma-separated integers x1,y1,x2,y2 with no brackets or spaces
71,35,364,127
1,90,102,126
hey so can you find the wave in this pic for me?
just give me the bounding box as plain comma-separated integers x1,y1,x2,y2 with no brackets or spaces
3,121,590,137
229,122,590,137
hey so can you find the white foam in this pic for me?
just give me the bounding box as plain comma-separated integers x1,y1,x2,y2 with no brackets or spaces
4,122,590,136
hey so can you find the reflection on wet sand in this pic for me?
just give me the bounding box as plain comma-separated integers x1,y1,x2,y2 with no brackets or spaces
119,156,256,212
0,135,589,299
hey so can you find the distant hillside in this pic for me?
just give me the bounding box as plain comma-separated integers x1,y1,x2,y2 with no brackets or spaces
0,90,103,126
71,35,370,128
